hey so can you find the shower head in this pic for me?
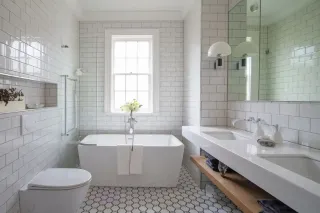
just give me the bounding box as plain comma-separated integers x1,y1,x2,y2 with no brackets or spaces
75,68,84,76
250,2,259,13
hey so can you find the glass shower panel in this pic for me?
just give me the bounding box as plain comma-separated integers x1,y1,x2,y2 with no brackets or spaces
79,37,99,136
66,78,77,133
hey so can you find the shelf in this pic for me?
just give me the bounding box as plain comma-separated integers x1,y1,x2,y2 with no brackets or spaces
0,72,59,84
191,156,273,213
0,73,58,114
0,107,59,115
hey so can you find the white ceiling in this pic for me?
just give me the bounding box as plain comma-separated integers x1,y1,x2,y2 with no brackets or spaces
79,0,194,12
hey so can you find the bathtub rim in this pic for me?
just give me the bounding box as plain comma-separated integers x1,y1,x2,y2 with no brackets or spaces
79,134,184,147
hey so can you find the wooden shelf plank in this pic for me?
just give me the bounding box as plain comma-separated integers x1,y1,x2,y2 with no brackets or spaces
191,156,273,213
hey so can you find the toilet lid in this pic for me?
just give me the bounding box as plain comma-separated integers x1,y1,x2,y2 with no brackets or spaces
28,168,92,190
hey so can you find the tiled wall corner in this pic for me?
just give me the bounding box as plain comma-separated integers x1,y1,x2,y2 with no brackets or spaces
79,21,184,136
228,101,320,149
0,0,79,212
227,0,247,101
183,0,201,126
229,0,242,11
201,0,229,126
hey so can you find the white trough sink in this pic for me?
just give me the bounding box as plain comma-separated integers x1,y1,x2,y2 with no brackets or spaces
259,155,320,184
202,131,248,140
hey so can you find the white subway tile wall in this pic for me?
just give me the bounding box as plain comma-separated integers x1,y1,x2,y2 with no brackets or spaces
260,0,320,101
0,0,79,212
201,0,229,126
228,101,320,149
229,0,242,10
227,0,247,101
79,21,184,136
227,0,320,150
258,26,269,100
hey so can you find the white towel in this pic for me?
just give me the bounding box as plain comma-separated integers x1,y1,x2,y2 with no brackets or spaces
117,144,131,175
129,144,143,175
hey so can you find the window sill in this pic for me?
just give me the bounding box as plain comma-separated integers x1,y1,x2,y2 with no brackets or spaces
105,112,159,117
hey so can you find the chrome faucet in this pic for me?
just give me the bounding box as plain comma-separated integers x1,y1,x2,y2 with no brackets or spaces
247,117,262,123
232,117,261,126
232,119,242,126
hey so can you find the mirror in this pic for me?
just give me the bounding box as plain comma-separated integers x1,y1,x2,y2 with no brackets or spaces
228,0,320,102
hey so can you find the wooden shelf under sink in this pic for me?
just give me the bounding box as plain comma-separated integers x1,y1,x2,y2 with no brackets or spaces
191,156,273,213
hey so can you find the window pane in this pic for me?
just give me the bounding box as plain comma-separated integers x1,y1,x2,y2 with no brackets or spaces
114,75,125,91
138,58,149,73
114,42,125,57
138,92,149,109
138,42,150,57
126,92,137,102
114,58,125,73
115,92,125,109
126,75,137,91
138,75,149,91
126,58,137,73
126,41,138,57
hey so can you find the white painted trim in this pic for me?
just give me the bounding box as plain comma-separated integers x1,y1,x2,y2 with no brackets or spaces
181,0,196,18
80,11,183,21
104,29,160,114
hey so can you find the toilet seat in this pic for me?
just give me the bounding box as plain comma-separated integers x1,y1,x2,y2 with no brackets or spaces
28,168,92,190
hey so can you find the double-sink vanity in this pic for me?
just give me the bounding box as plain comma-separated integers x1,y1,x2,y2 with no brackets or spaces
185,0,320,211
183,126,320,213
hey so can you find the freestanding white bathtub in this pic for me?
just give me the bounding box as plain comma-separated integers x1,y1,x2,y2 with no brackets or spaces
78,134,184,187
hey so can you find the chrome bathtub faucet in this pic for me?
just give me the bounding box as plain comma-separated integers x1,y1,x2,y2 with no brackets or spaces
127,116,137,135
126,114,137,150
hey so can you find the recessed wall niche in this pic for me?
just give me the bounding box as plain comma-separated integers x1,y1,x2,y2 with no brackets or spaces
0,75,58,113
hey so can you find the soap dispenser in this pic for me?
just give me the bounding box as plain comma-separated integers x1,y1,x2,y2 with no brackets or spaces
253,121,264,140
272,124,283,144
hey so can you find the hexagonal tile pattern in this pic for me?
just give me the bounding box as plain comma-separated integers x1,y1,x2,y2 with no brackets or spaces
78,167,242,213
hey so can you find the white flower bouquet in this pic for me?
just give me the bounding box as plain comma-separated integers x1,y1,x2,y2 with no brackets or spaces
120,99,142,116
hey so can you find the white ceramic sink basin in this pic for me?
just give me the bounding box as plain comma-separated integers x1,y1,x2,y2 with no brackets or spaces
202,131,248,140
259,155,320,184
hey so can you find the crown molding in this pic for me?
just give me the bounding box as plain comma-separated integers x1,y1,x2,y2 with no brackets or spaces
54,0,83,19
79,11,184,21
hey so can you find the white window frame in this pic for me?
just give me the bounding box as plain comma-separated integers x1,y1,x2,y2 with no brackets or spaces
105,29,159,114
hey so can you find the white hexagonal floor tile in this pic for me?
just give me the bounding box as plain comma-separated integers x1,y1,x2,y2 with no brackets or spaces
79,167,242,213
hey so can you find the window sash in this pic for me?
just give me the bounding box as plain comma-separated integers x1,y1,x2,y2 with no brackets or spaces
112,38,153,74
110,37,153,113
111,73,153,113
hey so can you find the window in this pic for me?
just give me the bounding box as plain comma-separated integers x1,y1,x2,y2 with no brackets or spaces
105,29,159,114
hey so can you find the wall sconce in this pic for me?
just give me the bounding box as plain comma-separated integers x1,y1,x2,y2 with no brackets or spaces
233,37,258,70
75,68,84,76
208,41,232,69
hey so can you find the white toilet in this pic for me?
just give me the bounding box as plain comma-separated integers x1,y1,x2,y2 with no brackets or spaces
20,168,92,213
